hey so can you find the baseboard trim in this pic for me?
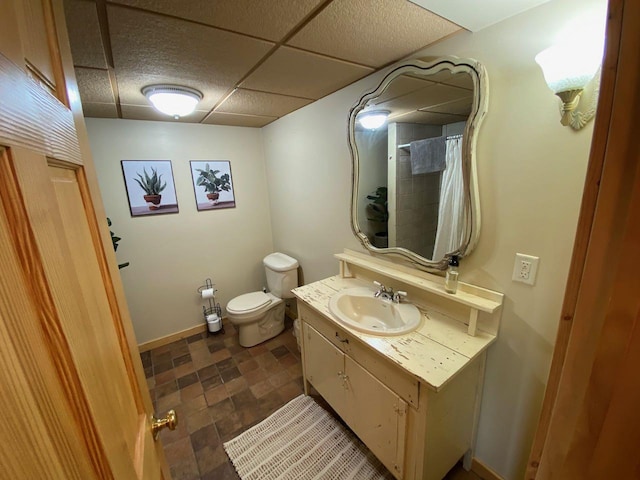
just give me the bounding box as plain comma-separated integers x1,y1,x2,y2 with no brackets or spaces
472,458,503,480
138,323,208,352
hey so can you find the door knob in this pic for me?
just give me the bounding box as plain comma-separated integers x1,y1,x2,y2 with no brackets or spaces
151,409,178,440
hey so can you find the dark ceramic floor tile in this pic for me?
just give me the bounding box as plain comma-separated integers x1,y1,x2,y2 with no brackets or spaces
153,360,174,375
208,340,226,353
215,412,243,441
169,457,200,480
201,459,241,480
197,364,219,381
231,389,257,410
173,353,192,367
220,366,241,383
257,390,286,417
155,380,179,399
208,398,235,423
215,357,237,372
140,351,152,367
190,423,219,453
201,374,223,391
151,351,172,365
270,345,290,359
177,372,199,389
186,333,204,343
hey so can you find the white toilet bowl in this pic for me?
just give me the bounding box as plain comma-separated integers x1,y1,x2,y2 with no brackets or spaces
226,253,299,347
226,292,285,347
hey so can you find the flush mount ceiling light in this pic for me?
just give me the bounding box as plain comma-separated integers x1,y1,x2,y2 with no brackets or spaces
535,9,606,130
142,85,202,119
357,110,390,130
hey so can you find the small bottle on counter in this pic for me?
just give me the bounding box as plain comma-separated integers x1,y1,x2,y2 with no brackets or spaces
445,255,459,294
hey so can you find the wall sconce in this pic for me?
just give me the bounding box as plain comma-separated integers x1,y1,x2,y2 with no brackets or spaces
142,85,202,119
357,110,389,130
535,43,602,130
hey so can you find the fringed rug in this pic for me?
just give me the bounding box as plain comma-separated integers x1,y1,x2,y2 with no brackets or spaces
223,394,394,480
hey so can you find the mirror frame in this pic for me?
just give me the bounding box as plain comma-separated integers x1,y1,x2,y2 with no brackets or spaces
348,56,488,271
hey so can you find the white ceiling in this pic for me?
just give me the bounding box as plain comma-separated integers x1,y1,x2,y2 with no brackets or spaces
408,0,552,32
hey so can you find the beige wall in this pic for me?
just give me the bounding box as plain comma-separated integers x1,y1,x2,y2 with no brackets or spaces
86,119,274,344
262,0,604,478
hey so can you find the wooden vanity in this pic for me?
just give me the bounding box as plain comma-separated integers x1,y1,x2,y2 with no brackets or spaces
292,251,503,480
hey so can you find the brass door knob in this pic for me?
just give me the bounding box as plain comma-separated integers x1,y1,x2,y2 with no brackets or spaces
151,409,178,440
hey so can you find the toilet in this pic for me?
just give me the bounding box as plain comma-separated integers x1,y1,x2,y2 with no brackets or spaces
226,252,299,347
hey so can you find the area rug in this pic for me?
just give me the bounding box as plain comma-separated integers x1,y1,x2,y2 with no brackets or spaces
223,394,394,480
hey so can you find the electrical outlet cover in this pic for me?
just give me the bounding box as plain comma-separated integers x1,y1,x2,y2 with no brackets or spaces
512,253,539,285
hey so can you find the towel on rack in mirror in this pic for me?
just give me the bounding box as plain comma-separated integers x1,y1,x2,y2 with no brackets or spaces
409,136,446,175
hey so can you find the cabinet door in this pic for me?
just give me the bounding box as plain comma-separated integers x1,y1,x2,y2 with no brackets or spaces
303,323,348,418
345,356,408,479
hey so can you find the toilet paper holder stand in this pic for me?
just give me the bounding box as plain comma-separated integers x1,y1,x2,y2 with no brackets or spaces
198,278,223,335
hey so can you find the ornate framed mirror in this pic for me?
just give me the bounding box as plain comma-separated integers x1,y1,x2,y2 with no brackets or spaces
348,57,488,270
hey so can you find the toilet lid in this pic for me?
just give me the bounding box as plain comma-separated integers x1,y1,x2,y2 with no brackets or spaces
227,291,272,314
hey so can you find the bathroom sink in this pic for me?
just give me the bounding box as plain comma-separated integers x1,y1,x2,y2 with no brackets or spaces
328,287,421,336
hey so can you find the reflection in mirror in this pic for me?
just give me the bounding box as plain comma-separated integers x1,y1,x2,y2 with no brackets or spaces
348,57,488,270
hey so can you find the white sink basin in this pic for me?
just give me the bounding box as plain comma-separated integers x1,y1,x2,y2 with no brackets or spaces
328,287,421,336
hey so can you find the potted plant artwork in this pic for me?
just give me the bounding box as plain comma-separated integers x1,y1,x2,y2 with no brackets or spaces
195,163,231,204
133,167,166,210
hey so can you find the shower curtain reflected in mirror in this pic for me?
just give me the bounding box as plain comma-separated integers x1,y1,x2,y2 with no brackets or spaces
432,137,464,261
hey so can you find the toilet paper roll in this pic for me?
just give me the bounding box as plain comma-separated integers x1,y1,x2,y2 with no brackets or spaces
201,288,216,299
206,314,221,333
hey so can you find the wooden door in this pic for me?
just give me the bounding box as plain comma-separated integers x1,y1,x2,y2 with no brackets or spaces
0,0,168,478
527,0,640,478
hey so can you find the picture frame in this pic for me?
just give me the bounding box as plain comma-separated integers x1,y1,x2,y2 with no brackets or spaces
121,160,179,217
190,161,236,211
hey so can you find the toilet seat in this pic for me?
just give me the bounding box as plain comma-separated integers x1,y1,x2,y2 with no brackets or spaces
226,291,272,316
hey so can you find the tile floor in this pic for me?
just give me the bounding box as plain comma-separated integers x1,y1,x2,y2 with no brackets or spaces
141,318,483,480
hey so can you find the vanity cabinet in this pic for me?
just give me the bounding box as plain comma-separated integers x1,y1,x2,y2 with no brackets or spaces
294,253,504,480
304,321,408,478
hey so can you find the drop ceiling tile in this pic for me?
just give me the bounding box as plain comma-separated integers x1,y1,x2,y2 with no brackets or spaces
242,46,374,99
369,75,437,107
287,0,461,68
121,104,208,123
426,70,474,90
109,0,325,41
216,89,313,117
376,83,472,114
423,96,472,116
82,102,119,118
75,67,115,104
202,112,277,128
108,5,274,109
63,0,108,68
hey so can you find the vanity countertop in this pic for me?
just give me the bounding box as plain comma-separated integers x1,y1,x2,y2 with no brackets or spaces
293,275,497,391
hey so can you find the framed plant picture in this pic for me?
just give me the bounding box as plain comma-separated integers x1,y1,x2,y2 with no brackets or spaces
121,160,179,217
190,161,236,211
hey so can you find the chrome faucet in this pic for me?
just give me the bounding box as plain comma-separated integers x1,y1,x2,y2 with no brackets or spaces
392,290,407,304
373,281,393,300
373,281,407,303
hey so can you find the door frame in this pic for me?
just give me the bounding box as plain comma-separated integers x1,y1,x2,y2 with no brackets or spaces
527,0,640,477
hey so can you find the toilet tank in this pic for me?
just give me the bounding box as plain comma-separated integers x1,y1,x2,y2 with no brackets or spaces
263,252,299,299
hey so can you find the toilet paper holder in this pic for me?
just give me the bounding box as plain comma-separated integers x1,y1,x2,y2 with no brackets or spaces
198,278,223,335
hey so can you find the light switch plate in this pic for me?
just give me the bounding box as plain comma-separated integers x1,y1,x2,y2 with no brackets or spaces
512,253,539,285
